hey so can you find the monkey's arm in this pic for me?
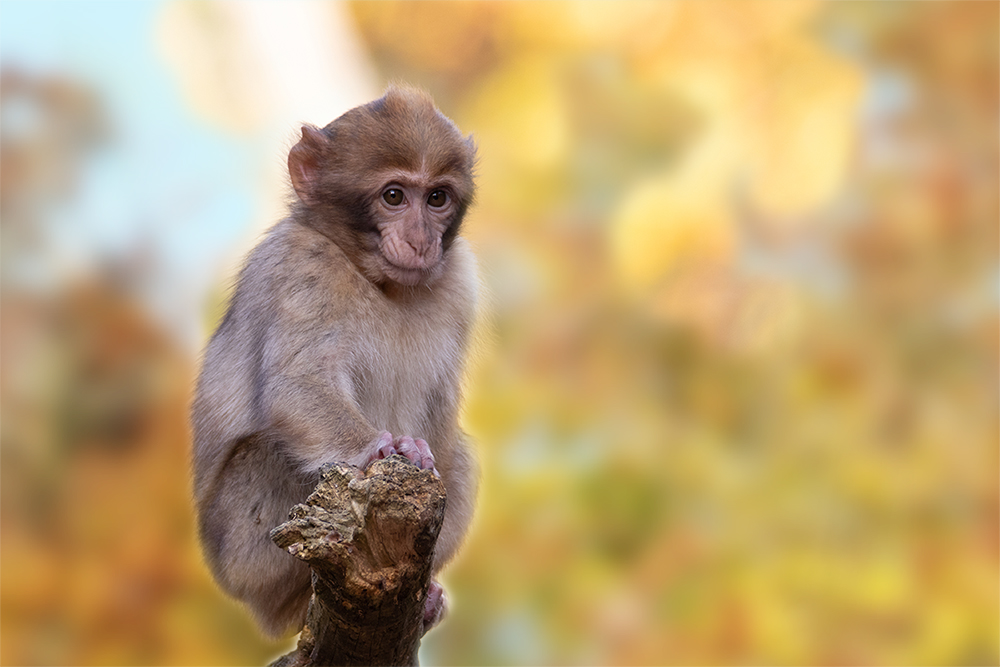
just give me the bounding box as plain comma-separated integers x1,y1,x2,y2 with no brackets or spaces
241,223,386,473
261,335,379,474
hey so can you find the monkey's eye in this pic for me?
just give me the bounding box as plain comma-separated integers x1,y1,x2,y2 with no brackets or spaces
382,189,404,206
427,190,448,208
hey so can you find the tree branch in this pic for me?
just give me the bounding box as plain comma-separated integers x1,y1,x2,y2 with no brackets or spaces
268,456,446,667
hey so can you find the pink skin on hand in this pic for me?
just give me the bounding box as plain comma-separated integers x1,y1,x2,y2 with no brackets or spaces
367,430,439,477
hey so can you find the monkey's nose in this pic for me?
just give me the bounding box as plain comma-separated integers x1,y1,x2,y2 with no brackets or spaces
405,239,437,262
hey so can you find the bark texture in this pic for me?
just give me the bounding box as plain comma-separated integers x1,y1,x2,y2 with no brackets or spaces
268,456,446,667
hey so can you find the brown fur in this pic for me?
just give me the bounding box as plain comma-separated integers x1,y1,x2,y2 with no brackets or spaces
191,86,479,637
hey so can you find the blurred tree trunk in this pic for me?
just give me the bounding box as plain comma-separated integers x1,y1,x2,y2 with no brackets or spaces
268,457,446,667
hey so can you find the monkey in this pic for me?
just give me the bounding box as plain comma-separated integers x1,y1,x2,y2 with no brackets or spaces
190,85,479,638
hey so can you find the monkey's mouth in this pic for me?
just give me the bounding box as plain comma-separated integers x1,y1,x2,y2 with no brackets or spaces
383,259,433,286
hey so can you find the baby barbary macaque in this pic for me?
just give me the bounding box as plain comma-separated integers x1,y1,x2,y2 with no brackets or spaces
191,86,479,637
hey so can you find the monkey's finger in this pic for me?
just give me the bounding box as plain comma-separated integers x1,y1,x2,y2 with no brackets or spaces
392,436,421,466
414,438,436,472
372,431,397,461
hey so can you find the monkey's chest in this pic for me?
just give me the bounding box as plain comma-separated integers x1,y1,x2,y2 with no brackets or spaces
349,323,459,438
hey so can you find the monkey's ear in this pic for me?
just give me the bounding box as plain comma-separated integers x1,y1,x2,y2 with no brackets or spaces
288,124,328,206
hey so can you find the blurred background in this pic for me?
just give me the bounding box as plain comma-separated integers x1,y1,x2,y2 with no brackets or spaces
1,1,997,665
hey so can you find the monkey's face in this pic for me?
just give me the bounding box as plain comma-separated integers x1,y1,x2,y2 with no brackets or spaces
288,87,476,288
366,168,468,286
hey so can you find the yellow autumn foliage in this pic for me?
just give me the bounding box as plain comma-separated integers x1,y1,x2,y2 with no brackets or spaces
610,171,734,293
1,2,996,666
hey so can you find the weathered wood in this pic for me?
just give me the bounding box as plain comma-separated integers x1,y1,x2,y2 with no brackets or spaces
268,456,447,667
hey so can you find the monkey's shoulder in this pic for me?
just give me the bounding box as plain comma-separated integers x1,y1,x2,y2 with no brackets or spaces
245,219,367,311
256,218,354,275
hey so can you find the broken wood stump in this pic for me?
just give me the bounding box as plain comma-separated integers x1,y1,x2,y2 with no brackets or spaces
268,455,447,667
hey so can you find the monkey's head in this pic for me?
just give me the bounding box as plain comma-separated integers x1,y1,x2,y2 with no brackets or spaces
288,86,476,288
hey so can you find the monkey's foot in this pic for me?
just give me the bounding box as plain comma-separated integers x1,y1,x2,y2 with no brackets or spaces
423,580,447,633
369,431,438,476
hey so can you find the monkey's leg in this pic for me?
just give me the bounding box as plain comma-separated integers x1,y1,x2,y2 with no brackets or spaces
423,580,447,631
199,435,314,637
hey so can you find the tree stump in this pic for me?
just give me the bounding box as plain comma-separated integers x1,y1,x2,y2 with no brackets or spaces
268,456,447,667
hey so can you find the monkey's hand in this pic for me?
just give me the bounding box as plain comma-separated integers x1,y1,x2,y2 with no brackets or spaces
368,430,439,477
